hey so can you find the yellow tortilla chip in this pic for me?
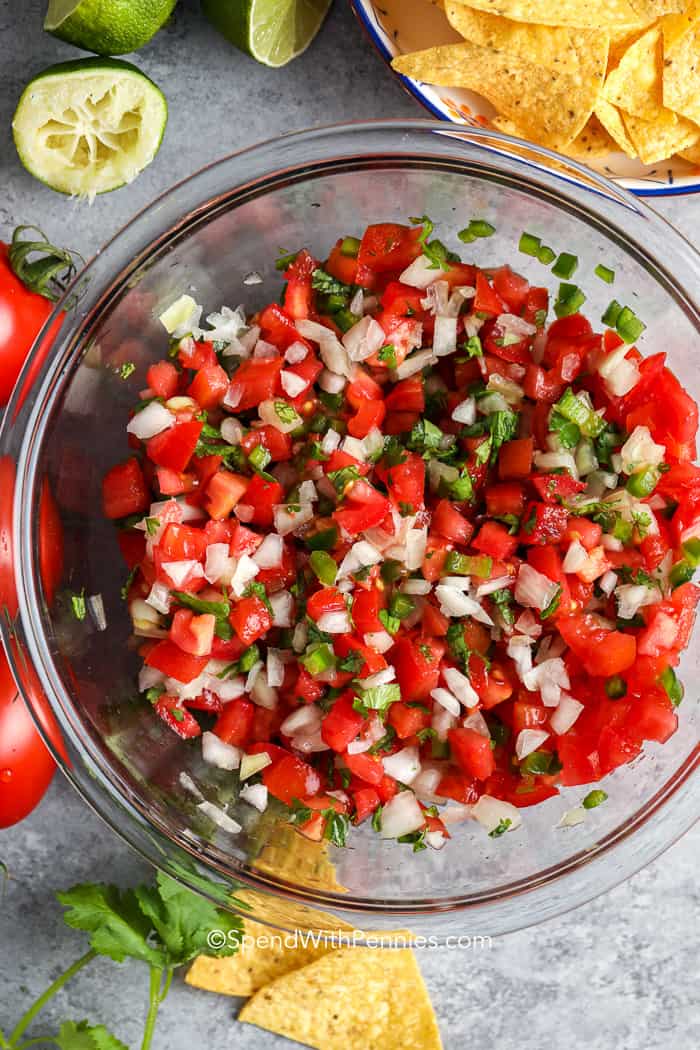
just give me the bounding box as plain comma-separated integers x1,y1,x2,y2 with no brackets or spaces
392,41,604,149
186,918,335,997
595,97,639,156
253,824,347,893
446,0,641,28
239,947,443,1050
493,114,617,158
679,142,700,163
662,0,700,51
445,2,609,77
630,0,685,16
622,108,700,163
603,25,665,120
663,21,700,125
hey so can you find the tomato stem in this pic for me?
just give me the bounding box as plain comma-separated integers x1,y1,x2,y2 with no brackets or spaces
8,226,82,303
8,948,96,1046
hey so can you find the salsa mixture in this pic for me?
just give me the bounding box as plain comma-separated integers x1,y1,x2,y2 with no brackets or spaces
103,218,700,850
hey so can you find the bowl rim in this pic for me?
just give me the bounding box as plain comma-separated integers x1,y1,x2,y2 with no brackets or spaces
2,118,699,938
348,0,700,200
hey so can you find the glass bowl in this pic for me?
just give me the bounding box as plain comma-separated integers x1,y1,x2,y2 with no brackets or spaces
2,121,699,941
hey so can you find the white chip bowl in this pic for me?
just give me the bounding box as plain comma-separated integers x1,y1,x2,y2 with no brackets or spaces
350,0,700,198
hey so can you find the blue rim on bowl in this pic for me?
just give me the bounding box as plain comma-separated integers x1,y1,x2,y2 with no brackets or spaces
349,0,700,199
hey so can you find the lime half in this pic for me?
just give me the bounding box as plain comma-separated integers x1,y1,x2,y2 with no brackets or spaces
202,0,332,68
44,0,177,56
12,58,167,197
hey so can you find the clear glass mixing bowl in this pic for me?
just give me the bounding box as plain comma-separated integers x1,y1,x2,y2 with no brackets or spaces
2,121,698,941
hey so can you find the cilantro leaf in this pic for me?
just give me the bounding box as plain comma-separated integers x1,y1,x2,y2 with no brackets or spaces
54,1020,129,1050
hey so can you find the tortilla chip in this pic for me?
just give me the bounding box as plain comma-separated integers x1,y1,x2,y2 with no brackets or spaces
392,41,604,149
445,2,609,77
253,824,347,894
663,21,700,125
608,24,654,69
662,0,700,51
603,25,666,120
445,0,640,28
239,947,443,1050
679,142,700,163
186,918,335,997
630,0,685,16
622,108,700,163
595,97,639,155
493,113,617,158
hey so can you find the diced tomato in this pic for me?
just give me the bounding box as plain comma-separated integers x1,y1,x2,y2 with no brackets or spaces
380,281,426,319
334,634,387,677
258,304,309,352
204,471,249,520
283,250,317,320
214,698,255,746
351,588,385,635
227,357,283,412
421,602,450,638
376,452,425,512
431,499,473,544
384,376,425,414
158,522,208,562
342,750,384,786
558,614,636,676
156,467,195,496
325,239,358,285
485,483,525,518
333,479,391,536
352,787,381,823
348,398,386,439
178,339,218,371
263,753,321,805
388,701,430,740
492,266,530,314
154,696,201,739
473,271,506,316
498,438,533,480
531,472,585,504
564,516,602,551
473,520,519,559
229,595,272,646
519,503,568,545
346,371,384,408
242,473,284,527
187,364,229,409
145,640,209,683
102,458,150,519
240,425,293,462
146,361,179,400
169,608,215,657
393,636,444,701
146,421,203,473
355,223,423,286
321,693,366,752
294,667,325,704
436,772,479,804
448,727,495,780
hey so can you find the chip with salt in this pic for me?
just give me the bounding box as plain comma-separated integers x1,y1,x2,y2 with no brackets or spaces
622,108,700,163
392,40,604,150
494,113,617,159
445,0,642,28
663,22,700,126
445,2,609,77
629,0,686,17
238,946,443,1050
595,98,638,156
662,0,700,51
186,917,335,997
680,142,700,164
603,24,666,119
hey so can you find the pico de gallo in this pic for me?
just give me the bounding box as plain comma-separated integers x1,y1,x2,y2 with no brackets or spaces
103,217,700,851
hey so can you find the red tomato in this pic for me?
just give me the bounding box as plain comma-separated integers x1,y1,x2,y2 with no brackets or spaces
355,223,423,286
204,471,249,520
531,473,585,504
229,595,272,646
154,695,201,739
384,376,425,414
473,521,518,560
263,753,321,805
102,458,150,520
498,438,533,480
215,698,255,746
146,361,179,400
333,479,391,536
473,272,506,316
558,615,636,676
0,649,56,828
187,364,229,409
431,499,473,544
283,250,317,320
146,421,203,473
348,398,386,439
436,772,480,804
321,693,365,752
492,265,530,313
448,727,495,780
342,750,385,786
241,474,283,528
393,636,444,701
325,239,358,285
388,701,430,740
352,787,381,823
145,640,209,683
169,609,215,657
485,483,525,519
227,357,283,411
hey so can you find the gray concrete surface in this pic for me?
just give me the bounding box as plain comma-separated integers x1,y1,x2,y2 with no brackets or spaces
1,1,699,1048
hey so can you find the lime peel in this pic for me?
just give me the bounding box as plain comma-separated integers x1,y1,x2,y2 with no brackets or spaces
45,0,177,56
202,0,332,68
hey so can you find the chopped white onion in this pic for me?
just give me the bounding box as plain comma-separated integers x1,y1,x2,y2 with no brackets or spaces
296,318,354,378
616,582,660,620
431,703,457,741
239,752,272,781
258,398,303,434
341,435,367,461
145,581,171,615
436,585,493,625
558,806,587,828
515,728,550,760
405,527,428,571
127,401,175,440
318,369,347,394
251,672,278,710
230,553,260,597
252,534,284,569
523,657,570,707
471,795,521,835
281,705,322,737
399,255,442,289
139,665,164,692
280,370,308,398
394,348,436,380
204,543,234,585
321,427,342,454
476,576,513,598
486,373,524,406
202,731,241,771
239,783,268,812
285,341,308,364
550,694,584,735
599,570,618,596
342,316,386,362
197,801,241,835
358,666,396,690
270,589,293,628
273,503,314,536
379,791,425,838
515,563,561,612
620,425,666,475
401,578,432,596
431,687,461,717
507,635,534,680
563,539,588,574
382,746,421,785
433,316,458,357
463,710,490,737
317,610,351,634
161,560,204,589
533,450,578,478
442,665,479,707
266,648,286,688
205,674,245,702
514,610,542,638
451,397,477,425
596,342,641,398
364,630,394,654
